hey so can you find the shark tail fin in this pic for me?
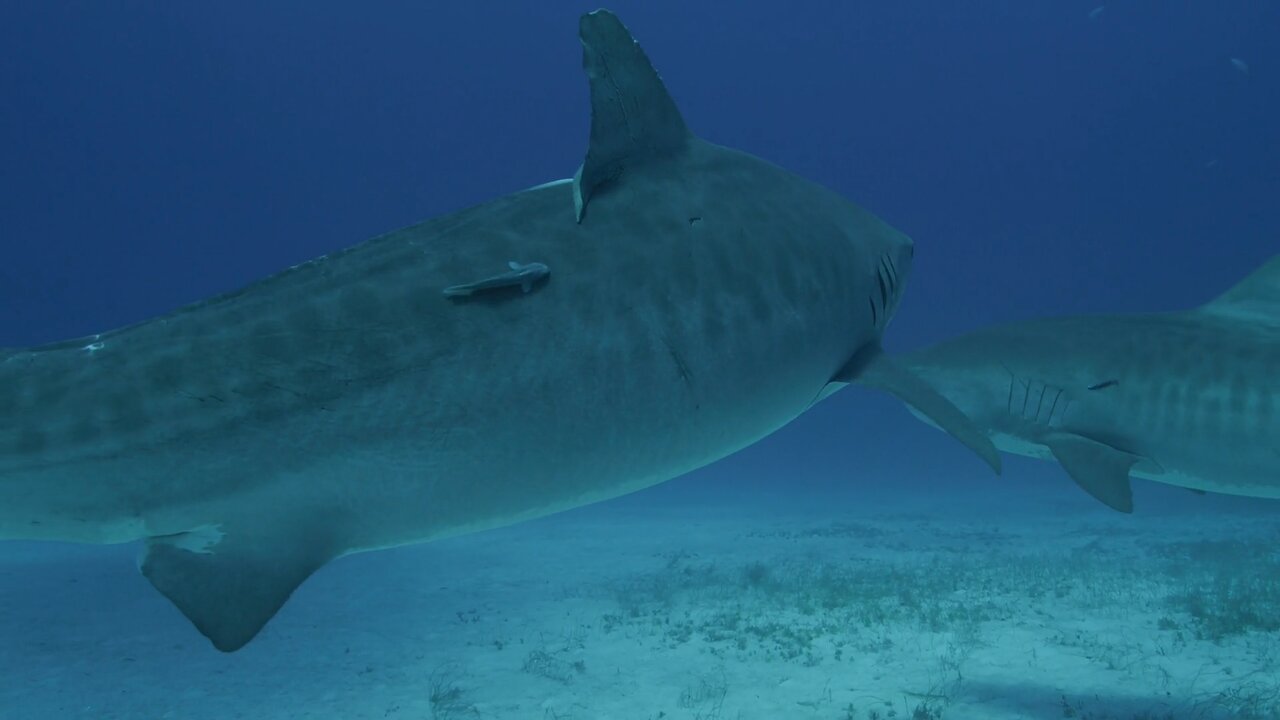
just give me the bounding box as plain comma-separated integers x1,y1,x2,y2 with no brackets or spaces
1198,254,1280,325
140,517,340,652
842,346,1002,474
573,9,692,222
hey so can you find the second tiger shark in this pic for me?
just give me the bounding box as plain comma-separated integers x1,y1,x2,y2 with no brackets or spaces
0,10,997,651
901,255,1280,512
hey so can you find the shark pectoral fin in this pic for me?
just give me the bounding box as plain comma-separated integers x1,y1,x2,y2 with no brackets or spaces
139,520,339,652
849,349,1002,474
1042,432,1138,513
574,10,691,222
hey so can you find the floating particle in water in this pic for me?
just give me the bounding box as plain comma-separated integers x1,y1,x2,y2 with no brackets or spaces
1230,57,1249,75
1088,6,1105,21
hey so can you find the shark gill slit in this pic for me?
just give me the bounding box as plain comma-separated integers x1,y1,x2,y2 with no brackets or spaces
1034,384,1048,422
1046,388,1064,426
1005,368,1015,414
881,255,897,294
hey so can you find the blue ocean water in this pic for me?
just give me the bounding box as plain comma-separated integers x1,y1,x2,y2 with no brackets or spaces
1,2,1278,718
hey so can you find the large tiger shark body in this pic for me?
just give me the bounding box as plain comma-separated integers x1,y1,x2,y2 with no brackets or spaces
900,256,1280,512
0,10,996,651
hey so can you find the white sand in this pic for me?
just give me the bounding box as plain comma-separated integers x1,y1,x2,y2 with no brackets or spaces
2,483,1279,720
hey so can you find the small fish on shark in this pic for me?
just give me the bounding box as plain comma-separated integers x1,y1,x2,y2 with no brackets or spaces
443,261,550,297
0,9,996,651
899,255,1280,513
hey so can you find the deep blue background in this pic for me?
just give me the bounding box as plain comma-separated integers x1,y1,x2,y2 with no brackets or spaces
1,2,1277,509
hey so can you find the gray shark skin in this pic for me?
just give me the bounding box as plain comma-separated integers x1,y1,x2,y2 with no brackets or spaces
900,255,1280,513
0,10,996,651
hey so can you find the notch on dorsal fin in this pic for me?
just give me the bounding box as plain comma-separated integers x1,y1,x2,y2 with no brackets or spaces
573,10,692,222
1198,254,1280,325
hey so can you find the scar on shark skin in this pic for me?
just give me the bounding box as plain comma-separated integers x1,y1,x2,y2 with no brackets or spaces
443,261,550,298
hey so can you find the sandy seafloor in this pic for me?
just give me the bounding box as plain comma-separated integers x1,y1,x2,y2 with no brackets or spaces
2,476,1279,720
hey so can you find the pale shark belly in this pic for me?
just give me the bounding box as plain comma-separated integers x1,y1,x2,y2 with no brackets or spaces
987,394,1280,499
1132,434,1280,497
319,349,829,552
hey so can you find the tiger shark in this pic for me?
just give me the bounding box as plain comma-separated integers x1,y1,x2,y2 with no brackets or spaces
900,255,1280,512
0,9,997,651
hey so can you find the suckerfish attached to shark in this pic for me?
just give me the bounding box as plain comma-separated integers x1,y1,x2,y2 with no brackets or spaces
443,260,550,297
900,255,1280,513
0,9,996,651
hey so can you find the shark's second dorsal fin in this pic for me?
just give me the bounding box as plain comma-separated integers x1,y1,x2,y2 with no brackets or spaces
573,10,692,222
1199,254,1280,325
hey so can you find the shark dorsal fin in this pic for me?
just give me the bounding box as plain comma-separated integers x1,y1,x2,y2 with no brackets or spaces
573,10,692,222
1199,254,1280,324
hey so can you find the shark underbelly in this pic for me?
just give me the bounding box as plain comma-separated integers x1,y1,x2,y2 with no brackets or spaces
988,383,1280,498
1131,428,1280,497
0,392,809,547
318,355,825,552
0,298,836,548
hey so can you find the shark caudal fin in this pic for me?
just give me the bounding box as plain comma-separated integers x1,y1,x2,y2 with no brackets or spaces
1197,254,1280,326
840,346,1002,474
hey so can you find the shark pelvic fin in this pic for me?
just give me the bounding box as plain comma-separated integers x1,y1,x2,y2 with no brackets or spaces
139,519,339,652
842,346,1002,474
1042,432,1138,513
1199,254,1280,325
573,9,691,222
